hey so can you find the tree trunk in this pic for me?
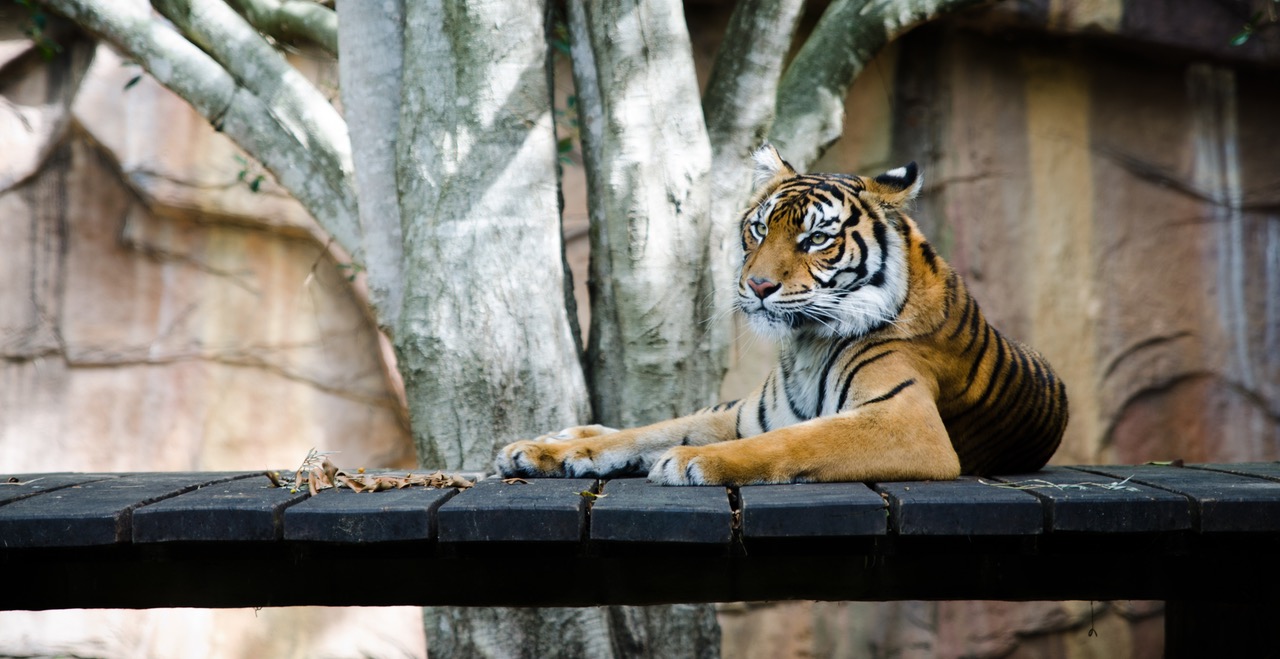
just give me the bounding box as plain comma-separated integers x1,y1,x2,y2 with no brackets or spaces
570,0,719,428
394,0,590,471
392,2,630,656
566,1,724,656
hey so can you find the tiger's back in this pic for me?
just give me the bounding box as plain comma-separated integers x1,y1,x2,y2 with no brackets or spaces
867,215,1068,475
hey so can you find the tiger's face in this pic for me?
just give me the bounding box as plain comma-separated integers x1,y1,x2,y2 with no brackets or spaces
736,146,923,341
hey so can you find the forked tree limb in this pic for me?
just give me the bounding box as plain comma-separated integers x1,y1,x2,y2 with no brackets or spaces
700,0,806,375
770,0,989,170
225,0,337,56
43,0,361,259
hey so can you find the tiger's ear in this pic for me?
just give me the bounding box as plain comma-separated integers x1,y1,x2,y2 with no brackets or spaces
751,143,797,193
865,162,923,208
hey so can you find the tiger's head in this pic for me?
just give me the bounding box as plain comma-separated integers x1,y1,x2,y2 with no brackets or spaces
737,145,923,341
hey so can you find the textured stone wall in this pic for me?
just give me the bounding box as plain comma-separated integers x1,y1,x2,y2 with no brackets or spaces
0,8,423,657
720,0,1280,656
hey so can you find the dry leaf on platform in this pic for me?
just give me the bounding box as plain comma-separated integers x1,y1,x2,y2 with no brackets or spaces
265,452,475,493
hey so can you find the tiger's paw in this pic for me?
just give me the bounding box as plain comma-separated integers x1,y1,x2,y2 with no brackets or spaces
648,446,714,486
494,440,569,478
494,427,643,479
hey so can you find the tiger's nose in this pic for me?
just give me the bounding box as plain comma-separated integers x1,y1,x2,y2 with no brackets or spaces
746,276,781,300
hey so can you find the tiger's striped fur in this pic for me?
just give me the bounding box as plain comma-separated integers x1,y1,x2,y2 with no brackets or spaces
495,146,1068,485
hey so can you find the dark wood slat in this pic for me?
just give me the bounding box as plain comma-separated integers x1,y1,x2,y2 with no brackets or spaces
1190,462,1280,482
5,535,1280,609
876,477,1043,536
436,477,595,542
1,473,119,507
991,467,1191,533
0,473,250,547
739,482,887,538
590,479,732,544
1078,464,1280,532
285,485,457,542
133,475,307,543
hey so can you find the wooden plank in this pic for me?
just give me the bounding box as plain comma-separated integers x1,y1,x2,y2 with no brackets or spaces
1079,464,1280,533
0,473,250,547
0,473,119,507
436,477,595,543
133,475,308,543
1190,462,1280,483
285,485,457,543
590,479,732,544
876,477,1043,536
991,467,1191,533
739,483,887,538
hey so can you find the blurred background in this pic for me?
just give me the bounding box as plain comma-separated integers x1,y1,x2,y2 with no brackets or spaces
1,0,1277,656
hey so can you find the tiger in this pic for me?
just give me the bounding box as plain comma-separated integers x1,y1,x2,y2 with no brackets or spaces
495,145,1068,485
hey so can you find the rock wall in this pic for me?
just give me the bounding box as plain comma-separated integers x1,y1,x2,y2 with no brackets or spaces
0,8,422,658
721,0,1280,656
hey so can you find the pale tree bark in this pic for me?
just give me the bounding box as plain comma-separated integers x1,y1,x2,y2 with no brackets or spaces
701,0,806,371
566,2,724,656
394,0,589,473
570,0,719,428
151,0,350,182
770,0,988,169
44,0,361,256
337,0,405,330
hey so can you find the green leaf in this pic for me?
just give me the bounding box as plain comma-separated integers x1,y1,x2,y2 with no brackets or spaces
557,137,572,154
123,74,142,91
249,175,264,192
1230,28,1252,46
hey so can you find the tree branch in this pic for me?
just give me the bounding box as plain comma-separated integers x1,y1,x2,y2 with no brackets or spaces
150,0,351,187
700,0,805,375
337,0,405,332
770,0,988,169
703,0,805,165
45,0,361,258
225,0,337,56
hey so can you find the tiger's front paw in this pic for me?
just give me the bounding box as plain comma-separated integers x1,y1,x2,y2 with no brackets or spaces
495,427,644,479
648,446,714,486
495,440,568,478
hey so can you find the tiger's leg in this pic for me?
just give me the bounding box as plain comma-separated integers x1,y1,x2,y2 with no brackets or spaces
649,376,960,485
495,408,741,479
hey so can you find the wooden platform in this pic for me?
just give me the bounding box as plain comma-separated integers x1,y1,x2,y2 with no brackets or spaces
2,463,1279,611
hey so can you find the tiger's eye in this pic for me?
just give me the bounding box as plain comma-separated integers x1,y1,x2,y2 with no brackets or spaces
751,221,768,238
808,232,831,247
